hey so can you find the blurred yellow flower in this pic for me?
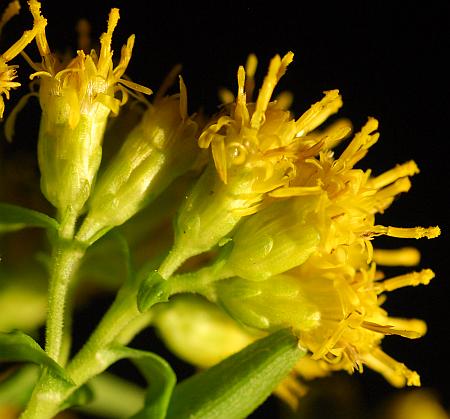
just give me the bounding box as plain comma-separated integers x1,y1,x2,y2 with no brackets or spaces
0,0,41,119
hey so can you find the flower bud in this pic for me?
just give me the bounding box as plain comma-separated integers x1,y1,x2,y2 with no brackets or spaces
29,2,150,219
153,295,254,368
77,80,198,243
222,197,320,281
160,162,261,277
216,275,320,332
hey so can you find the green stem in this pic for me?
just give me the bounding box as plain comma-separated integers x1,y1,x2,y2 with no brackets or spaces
21,289,142,419
20,372,68,419
157,243,194,279
168,263,234,296
66,289,141,385
45,241,85,364
21,253,229,418
59,277,78,366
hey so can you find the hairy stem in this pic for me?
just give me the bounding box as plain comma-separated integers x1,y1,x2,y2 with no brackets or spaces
21,288,142,419
45,241,85,364
168,263,234,296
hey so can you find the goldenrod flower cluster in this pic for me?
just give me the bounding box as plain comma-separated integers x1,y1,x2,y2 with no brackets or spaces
0,0,440,403
161,54,439,389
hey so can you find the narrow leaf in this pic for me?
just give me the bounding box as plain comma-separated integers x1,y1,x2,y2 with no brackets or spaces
167,328,305,419
77,373,145,419
100,345,176,419
0,331,73,385
0,364,39,406
0,203,59,233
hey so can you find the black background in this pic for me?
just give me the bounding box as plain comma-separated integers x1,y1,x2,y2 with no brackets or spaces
1,1,449,418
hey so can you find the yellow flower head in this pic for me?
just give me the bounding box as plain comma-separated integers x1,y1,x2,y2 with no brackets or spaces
282,133,439,386
280,119,439,264
27,0,151,128
198,52,343,209
289,263,433,387
0,0,41,118
26,0,151,217
160,53,346,277
215,83,440,387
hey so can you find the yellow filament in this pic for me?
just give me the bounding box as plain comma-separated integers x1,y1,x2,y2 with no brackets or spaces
362,321,423,339
250,55,280,130
118,78,152,95
154,64,182,102
376,177,411,200
178,76,188,120
362,348,420,387
28,0,51,58
211,138,227,184
218,88,234,105
274,91,293,110
385,226,441,239
295,90,343,138
375,269,435,293
312,314,355,360
339,117,378,164
278,51,294,79
232,201,265,216
235,65,248,126
373,247,421,266
368,160,420,189
4,91,37,141
269,185,322,198
0,1,20,35
384,317,427,337
321,118,352,149
274,376,307,410
75,19,91,53
369,225,440,239
98,8,119,76
251,52,293,130
113,35,134,79
244,53,257,99
1,23,43,62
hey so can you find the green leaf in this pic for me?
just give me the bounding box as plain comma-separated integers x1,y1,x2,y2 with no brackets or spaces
0,203,59,233
137,271,170,312
0,331,73,385
166,328,305,419
99,345,176,419
0,364,39,406
77,373,145,419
